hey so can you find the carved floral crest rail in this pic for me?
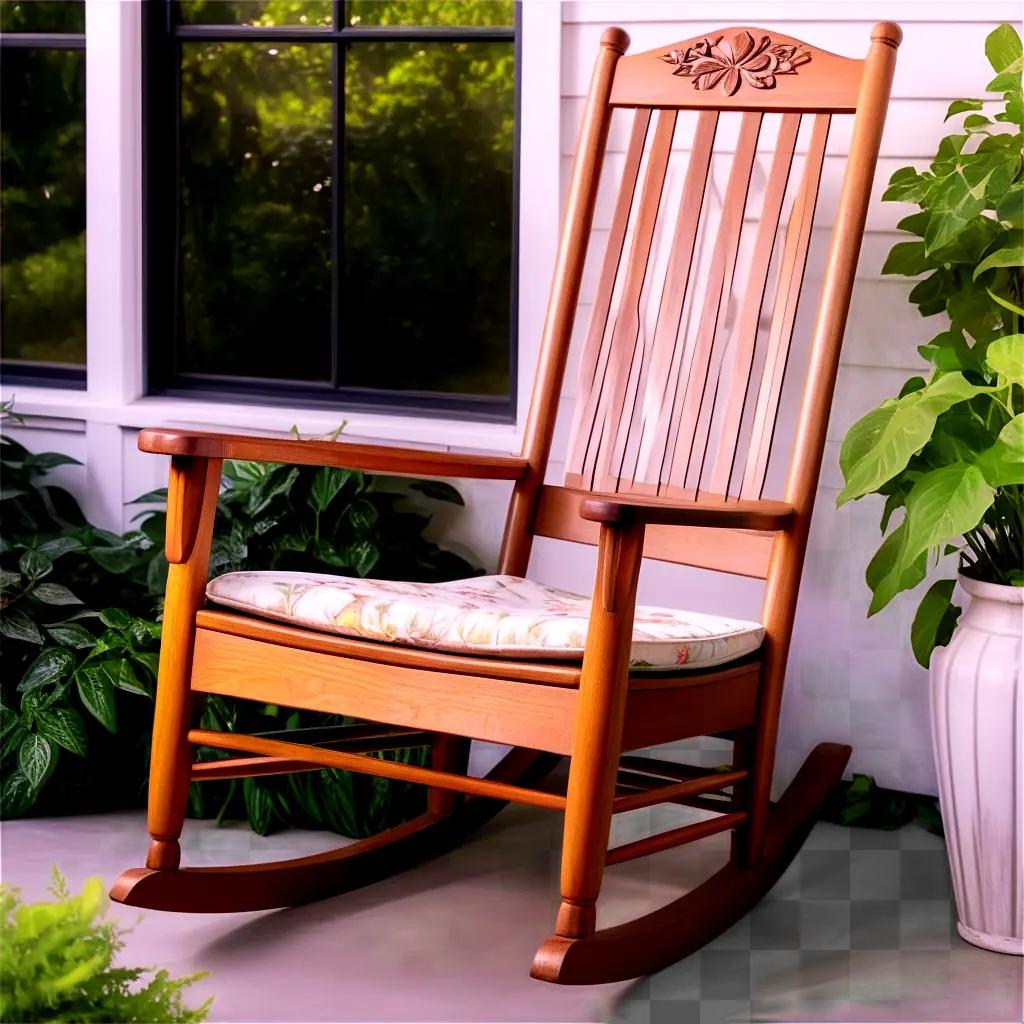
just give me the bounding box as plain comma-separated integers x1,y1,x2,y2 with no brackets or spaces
660,30,812,95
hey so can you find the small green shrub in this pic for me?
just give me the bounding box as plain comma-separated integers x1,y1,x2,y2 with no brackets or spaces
0,872,210,1023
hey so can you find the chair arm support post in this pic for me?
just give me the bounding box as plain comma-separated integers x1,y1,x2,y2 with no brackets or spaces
146,455,222,870
556,518,645,939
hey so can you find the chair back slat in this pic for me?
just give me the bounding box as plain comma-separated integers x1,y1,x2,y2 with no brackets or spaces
707,112,801,498
589,110,677,491
661,111,763,497
740,113,831,499
566,108,652,478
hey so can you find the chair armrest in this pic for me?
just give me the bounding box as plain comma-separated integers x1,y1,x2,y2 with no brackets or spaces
579,493,794,531
138,428,529,481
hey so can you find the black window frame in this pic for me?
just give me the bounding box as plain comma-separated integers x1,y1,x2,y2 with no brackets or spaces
143,0,521,423
0,23,87,390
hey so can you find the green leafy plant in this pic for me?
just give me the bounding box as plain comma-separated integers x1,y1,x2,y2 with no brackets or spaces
2,417,476,837
1,431,162,818
837,24,1023,667
822,773,943,836
0,872,210,1023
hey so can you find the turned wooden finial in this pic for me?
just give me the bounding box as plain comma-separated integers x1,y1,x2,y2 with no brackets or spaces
600,26,630,54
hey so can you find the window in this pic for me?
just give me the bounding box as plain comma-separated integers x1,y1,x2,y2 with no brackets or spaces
0,0,86,387
145,1,518,420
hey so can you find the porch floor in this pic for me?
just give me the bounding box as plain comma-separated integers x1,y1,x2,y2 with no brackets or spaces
2,803,1019,1023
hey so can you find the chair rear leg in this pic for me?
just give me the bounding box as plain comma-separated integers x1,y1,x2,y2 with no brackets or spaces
427,734,470,816
146,457,221,870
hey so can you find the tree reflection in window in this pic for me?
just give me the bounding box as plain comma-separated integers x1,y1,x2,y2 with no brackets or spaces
0,2,86,374
160,0,516,413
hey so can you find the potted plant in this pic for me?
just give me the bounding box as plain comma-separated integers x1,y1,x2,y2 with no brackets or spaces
837,23,1022,955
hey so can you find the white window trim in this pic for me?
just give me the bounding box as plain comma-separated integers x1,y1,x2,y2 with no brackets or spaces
2,0,563,457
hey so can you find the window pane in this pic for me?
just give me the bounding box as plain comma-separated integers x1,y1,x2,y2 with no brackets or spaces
0,0,84,33
178,42,334,381
0,48,86,367
342,40,513,396
176,1,333,27
346,1,514,28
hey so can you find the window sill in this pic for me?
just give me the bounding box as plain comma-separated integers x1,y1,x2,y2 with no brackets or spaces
0,386,525,455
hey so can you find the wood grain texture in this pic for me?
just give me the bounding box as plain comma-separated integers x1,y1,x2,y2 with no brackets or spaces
138,428,527,481
188,728,568,811
190,627,579,754
610,27,864,111
531,743,852,984
533,484,776,577
145,456,222,870
556,521,645,939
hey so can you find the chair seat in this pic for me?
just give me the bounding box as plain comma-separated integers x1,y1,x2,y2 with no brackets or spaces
206,572,764,672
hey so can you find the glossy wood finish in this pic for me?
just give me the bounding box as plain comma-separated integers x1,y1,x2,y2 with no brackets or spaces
113,745,562,913
188,728,569,811
138,428,528,481
609,29,863,112
145,456,222,870
190,627,579,755
605,811,748,867
531,742,851,983
580,493,794,530
533,484,775,577
116,21,898,987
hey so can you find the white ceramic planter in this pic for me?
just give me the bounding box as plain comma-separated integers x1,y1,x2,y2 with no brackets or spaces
930,574,1023,955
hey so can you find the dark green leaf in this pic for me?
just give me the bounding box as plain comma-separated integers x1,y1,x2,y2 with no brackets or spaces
308,467,351,514
31,583,83,606
115,659,151,696
408,480,465,505
0,609,44,645
99,607,132,630
18,647,75,692
35,706,88,756
242,777,275,835
37,536,84,560
17,733,56,790
1,771,36,817
0,568,22,590
23,451,81,471
90,545,141,574
76,665,118,730
349,540,380,578
18,549,52,580
44,622,96,649
881,241,932,277
911,579,962,668
347,498,379,532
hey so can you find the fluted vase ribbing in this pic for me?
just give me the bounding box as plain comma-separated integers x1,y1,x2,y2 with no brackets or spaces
930,574,1023,955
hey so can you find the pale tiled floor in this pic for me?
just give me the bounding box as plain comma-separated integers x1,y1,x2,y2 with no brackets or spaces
2,805,1020,1024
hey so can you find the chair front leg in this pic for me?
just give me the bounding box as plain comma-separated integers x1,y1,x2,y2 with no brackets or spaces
146,455,222,870
555,520,645,939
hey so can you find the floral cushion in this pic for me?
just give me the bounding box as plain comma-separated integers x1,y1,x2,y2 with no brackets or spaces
205,572,764,672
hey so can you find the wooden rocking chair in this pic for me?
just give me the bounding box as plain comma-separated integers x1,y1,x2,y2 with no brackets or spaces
113,22,901,984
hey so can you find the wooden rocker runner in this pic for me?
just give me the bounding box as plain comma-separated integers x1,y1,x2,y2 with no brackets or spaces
113,22,901,985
